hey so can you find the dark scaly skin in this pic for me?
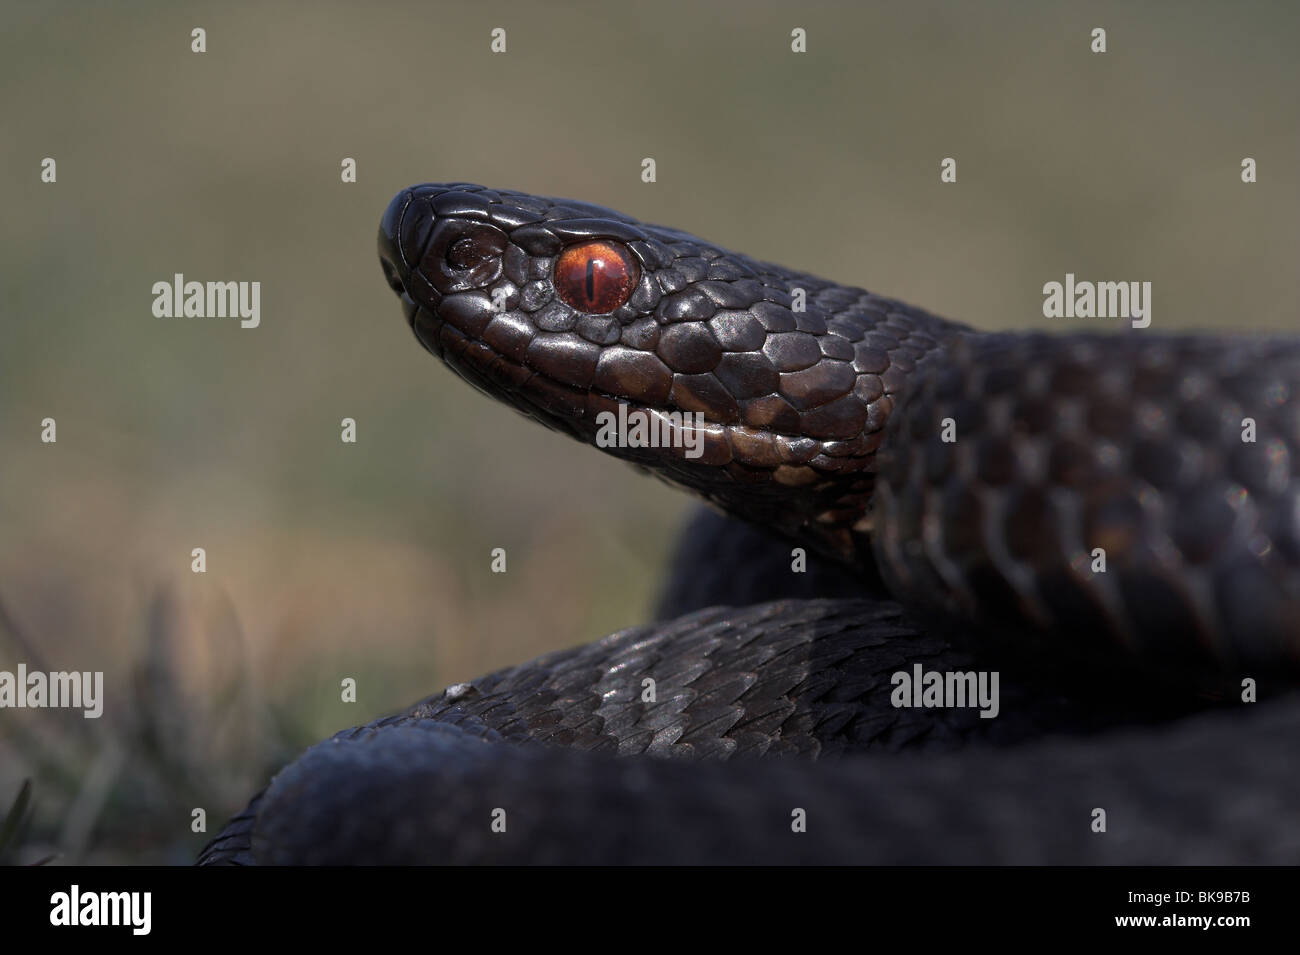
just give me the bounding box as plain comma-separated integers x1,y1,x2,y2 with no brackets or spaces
877,332,1300,680
199,599,1293,865
376,184,967,577
375,183,1300,680
204,681,1300,865
199,185,1300,864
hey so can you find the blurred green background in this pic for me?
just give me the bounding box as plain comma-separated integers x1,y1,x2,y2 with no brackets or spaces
0,1,1295,862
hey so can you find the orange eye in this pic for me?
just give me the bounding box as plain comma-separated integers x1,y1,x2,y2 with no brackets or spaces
553,241,640,314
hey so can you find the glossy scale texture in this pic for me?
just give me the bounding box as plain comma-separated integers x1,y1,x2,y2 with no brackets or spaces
200,185,1300,864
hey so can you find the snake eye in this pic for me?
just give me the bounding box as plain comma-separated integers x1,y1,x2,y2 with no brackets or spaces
553,241,640,314
447,235,495,270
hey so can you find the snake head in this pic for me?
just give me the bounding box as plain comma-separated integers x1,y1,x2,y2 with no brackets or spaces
378,183,958,570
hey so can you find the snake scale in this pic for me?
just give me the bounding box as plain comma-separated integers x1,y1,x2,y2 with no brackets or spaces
199,184,1300,865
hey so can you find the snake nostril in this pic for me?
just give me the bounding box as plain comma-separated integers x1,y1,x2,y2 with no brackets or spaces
420,222,508,294
446,236,491,271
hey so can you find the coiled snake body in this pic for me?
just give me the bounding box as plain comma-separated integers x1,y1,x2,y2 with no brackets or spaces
200,185,1300,865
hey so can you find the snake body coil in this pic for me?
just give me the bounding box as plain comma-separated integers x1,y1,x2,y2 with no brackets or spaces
200,185,1300,865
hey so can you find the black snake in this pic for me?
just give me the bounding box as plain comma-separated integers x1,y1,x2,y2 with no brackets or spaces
199,184,1300,864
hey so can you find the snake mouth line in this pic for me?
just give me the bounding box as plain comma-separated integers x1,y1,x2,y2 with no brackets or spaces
403,290,885,484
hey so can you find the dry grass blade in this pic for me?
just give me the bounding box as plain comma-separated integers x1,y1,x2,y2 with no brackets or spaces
0,780,33,863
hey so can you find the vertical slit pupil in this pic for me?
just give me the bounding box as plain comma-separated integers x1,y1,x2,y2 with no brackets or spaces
553,240,640,314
